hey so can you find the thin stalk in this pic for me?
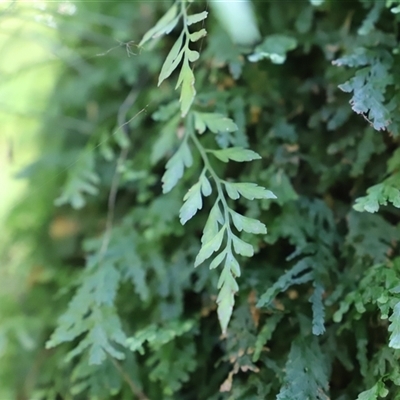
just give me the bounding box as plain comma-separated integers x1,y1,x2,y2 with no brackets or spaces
189,127,233,249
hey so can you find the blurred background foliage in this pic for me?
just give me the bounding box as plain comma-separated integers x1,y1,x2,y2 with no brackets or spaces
1,0,400,399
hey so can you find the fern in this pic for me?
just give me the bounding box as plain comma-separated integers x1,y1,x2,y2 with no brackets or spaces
139,0,208,117
4,0,400,398
277,337,330,400
54,148,100,209
46,239,126,365
141,1,276,333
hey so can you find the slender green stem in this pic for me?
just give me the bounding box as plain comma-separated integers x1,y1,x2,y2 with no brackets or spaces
181,1,191,56
109,357,149,400
189,128,233,248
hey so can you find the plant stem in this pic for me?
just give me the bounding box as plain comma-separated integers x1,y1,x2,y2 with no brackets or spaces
189,128,233,248
110,358,150,400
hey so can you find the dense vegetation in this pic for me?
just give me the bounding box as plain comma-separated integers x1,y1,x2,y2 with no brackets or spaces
2,0,400,398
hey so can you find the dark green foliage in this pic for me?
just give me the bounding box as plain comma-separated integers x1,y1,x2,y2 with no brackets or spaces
277,337,330,400
2,0,400,398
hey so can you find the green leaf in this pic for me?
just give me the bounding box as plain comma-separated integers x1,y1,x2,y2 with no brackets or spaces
389,302,400,349
225,182,240,200
209,249,227,269
378,385,389,398
295,6,313,34
162,141,193,193
151,113,180,165
177,61,196,117
181,140,193,167
358,2,383,36
350,128,386,177
224,182,277,201
194,112,207,134
194,226,226,267
189,29,207,42
46,255,126,366
332,292,357,323
201,202,224,244
232,234,254,257
179,181,203,225
234,182,276,200
152,100,180,122
87,321,125,365
277,337,329,400
200,174,212,196
346,211,397,263
353,183,400,213
211,147,261,163
230,209,267,234
147,341,197,395
249,34,297,64
187,50,200,62
140,4,180,46
257,259,313,307
193,112,238,134
126,320,195,353
217,266,239,334
55,149,100,209
186,11,208,26
253,313,283,362
336,57,393,131
356,384,379,400
309,283,325,336
264,167,298,206
217,284,235,334
217,263,235,291
333,47,370,68
225,251,241,277
158,32,184,86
